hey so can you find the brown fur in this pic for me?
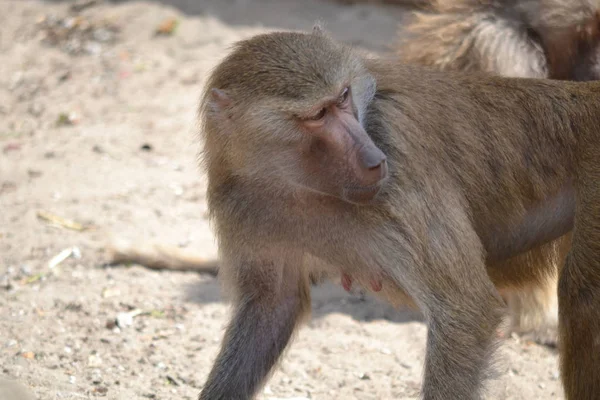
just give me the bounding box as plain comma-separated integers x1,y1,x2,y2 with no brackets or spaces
397,0,600,344
196,29,600,399
333,0,429,6
398,0,600,80
559,146,600,399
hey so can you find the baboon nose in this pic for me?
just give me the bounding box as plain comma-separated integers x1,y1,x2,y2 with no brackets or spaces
360,148,386,170
359,148,387,185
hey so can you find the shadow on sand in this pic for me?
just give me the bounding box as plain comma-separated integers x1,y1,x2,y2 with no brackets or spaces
180,273,424,325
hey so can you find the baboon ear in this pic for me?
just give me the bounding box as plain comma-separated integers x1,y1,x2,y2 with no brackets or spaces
209,88,232,114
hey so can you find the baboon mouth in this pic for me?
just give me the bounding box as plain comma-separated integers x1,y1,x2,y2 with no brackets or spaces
347,183,381,192
343,183,383,204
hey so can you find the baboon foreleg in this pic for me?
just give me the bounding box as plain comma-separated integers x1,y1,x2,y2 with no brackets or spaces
420,283,505,400
199,255,310,400
409,205,506,400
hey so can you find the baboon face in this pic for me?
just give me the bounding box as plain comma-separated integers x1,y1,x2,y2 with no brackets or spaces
205,32,388,204
292,84,388,204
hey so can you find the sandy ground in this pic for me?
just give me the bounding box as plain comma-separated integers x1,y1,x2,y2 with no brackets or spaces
0,0,564,399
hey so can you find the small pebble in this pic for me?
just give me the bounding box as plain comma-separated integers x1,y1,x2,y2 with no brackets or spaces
116,312,133,328
93,386,108,395
20,265,32,276
358,372,370,380
88,354,102,367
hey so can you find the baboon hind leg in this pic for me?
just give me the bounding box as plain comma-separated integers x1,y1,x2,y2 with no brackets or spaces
558,158,600,400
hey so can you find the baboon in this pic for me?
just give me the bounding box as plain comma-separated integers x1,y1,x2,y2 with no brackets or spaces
109,0,595,344
197,29,600,399
397,0,600,343
399,0,600,80
333,0,428,6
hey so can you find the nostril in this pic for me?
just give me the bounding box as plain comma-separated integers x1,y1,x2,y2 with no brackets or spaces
356,156,387,186
360,150,387,171
368,158,386,172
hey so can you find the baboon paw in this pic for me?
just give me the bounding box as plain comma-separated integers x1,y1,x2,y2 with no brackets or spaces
501,325,558,349
519,326,558,349
496,324,558,349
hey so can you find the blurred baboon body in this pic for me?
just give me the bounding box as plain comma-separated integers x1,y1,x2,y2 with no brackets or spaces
399,0,600,80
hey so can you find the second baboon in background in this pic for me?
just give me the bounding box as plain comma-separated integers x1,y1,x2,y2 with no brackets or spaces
397,0,600,344
399,0,600,80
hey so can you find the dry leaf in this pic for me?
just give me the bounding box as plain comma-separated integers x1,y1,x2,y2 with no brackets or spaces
37,210,86,231
155,17,178,36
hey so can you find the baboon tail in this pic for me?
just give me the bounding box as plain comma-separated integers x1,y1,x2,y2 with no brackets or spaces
106,237,219,274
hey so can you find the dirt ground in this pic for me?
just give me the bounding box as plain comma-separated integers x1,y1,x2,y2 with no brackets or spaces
0,0,564,399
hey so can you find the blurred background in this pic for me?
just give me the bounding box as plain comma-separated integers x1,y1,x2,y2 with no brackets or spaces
0,1,561,399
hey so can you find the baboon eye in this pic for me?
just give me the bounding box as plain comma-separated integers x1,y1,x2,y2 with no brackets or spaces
338,87,350,105
307,107,327,121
